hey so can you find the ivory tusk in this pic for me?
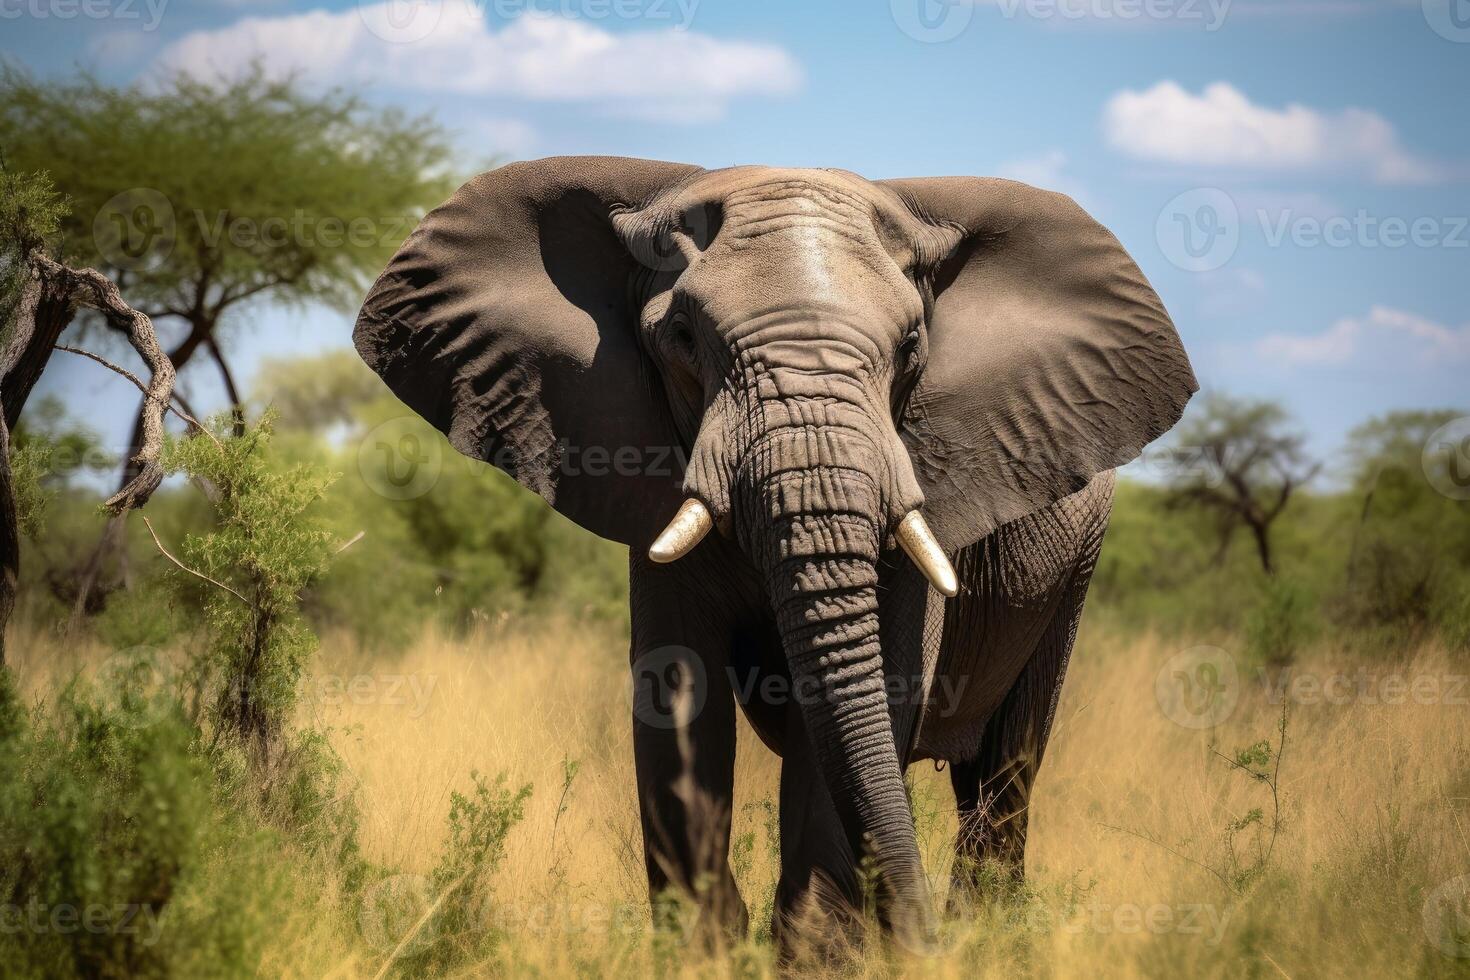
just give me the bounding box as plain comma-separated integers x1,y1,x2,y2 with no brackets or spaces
895,511,959,598
648,498,714,564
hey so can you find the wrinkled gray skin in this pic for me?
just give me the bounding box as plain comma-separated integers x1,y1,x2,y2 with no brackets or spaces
354,157,1196,955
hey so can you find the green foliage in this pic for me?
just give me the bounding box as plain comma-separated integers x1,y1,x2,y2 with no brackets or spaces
1244,577,1316,668
160,413,338,752
0,163,66,342
0,65,456,331
381,772,532,978
8,397,113,539
0,666,354,979
1213,706,1288,893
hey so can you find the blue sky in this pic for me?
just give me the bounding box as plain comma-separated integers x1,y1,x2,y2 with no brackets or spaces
8,0,1469,477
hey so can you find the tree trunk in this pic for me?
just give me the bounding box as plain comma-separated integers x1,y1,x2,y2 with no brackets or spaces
0,418,17,665
1248,519,1275,576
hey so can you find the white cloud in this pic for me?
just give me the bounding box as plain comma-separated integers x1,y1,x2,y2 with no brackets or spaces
994,150,1093,210
468,117,538,157
1102,81,1442,184
1255,306,1470,367
1197,267,1267,318
150,4,801,123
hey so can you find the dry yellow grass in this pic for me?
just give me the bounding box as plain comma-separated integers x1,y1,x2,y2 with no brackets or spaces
298,616,1470,978
10,616,1470,977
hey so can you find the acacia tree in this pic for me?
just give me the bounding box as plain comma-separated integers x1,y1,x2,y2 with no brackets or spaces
1162,393,1320,576
0,66,456,611
0,168,175,662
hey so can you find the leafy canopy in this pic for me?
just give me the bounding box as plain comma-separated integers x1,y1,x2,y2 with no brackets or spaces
0,65,457,328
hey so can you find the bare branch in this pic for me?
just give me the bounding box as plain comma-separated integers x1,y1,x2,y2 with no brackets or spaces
30,254,177,514
142,516,248,606
53,345,216,447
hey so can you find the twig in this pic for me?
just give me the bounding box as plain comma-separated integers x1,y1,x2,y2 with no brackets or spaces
370,869,472,980
142,516,248,606
53,344,218,446
1096,821,1233,889
334,530,365,555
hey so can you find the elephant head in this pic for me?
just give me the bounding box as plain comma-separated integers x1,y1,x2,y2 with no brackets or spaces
354,156,1196,940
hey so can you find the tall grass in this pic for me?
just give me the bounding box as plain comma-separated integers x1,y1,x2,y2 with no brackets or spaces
8,615,1470,977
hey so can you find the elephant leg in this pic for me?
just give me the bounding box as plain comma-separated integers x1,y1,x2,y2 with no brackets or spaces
950,570,1093,899
629,556,747,946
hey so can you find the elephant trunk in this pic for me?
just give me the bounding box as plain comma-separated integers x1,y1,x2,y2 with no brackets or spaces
731,385,934,944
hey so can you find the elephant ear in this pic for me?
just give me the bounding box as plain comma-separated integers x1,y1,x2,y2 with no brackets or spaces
354,156,702,547
880,177,1197,552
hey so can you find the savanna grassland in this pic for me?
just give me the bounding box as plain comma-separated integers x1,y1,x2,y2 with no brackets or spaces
8,612,1470,978
2,358,1468,978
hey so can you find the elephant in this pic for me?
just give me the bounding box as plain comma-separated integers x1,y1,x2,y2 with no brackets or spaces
353,156,1196,955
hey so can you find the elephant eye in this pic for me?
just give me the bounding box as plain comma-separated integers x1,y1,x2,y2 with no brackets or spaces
666,313,697,364
898,330,921,370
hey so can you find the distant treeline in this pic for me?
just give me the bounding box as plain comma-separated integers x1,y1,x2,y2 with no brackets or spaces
13,352,1469,663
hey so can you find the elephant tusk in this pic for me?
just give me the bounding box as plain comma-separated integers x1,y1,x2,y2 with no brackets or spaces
895,511,959,598
648,498,714,564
